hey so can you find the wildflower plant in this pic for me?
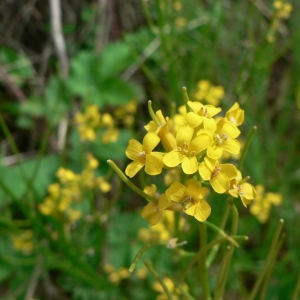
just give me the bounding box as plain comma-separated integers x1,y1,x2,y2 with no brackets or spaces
108,87,286,299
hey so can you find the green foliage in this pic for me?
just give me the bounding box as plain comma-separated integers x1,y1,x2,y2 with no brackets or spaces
0,0,299,299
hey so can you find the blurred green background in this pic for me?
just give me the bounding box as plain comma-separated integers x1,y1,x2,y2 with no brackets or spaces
0,0,299,299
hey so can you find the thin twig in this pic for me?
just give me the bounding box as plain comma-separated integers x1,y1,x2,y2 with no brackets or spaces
49,0,69,79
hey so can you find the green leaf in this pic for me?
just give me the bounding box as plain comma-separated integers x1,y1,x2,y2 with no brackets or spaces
0,155,61,207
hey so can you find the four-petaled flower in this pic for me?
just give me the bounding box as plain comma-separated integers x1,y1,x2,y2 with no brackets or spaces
166,179,211,222
206,119,241,160
141,184,171,226
228,171,257,207
163,125,212,174
199,157,238,194
125,133,164,177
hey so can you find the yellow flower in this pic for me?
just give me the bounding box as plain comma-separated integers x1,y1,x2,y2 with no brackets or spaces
145,110,177,152
12,230,34,255
193,80,225,106
166,179,211,222
125,133,164,177
186,101,221,132
163,125,212,174
250,185,282,223
225,102,244,126
75,105,101,141
228,171,257,207
141,184,171,226
206,119,241,160
199,157,238,193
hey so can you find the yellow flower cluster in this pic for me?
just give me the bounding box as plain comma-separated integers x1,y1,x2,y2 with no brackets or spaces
250,185,282,223
113,99,138,127
124,94,257,226
267,0,293,43
193,80,225,106
153,276,188,300
39,154,111,222
103,263,131,285
12,230,34,255
75,104,119,143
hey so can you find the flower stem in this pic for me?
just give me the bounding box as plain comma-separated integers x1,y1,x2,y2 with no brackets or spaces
107,160,157,203
180,235,247,283
198,222,210,299
214,199,239,299
248,219,284,300
182,87,191,113
292,273,300,300
148,100,160,127
144,260,174,300
238,125,257,171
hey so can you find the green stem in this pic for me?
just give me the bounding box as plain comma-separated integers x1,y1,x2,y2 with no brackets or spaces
238,126,257,171
148,100,160,127
248,219,284,300
144,260,173,300
182,87,191,113
198,222,210,299
206,204,230,268
204,220,239,248
292,273,300,300
180,235,247,283
107,160,157,203
259,233,285,300
214,198,239,300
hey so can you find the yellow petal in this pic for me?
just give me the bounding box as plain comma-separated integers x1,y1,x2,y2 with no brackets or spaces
125,161,144,178
223,139,240,154
158,194,171,210
141,203,163,226
143,184,157,198
176,125,194,146
186,112,203,128
165,181,186,202
143,132,160,153
207,144,223,159
220,164,238,180
181,156,198,174
145,154,163,175
163,150,183,168
198,161,212,181
126,139,144,161
190,133,212,153
211,172,230,193
185,201,211,222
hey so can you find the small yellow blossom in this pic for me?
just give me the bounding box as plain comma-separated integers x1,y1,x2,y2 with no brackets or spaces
163,125,212,174
199,157,238,194
141,184,171,226
166,179,211,222
125,133,164,177
250,185,282,223
225,102,244,126
75,105,101,141
228,171,257,207
12,230,34,255
186,101,221,132
193,80,225,106
206,119,241,160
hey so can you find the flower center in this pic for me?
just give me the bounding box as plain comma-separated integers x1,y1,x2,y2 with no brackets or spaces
137,151,146,158
211,166,222,178
238,184,245,196
200,107,209,117
177,142,196,157
229,116,236,125
214,133,228,146
182,195,195,210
